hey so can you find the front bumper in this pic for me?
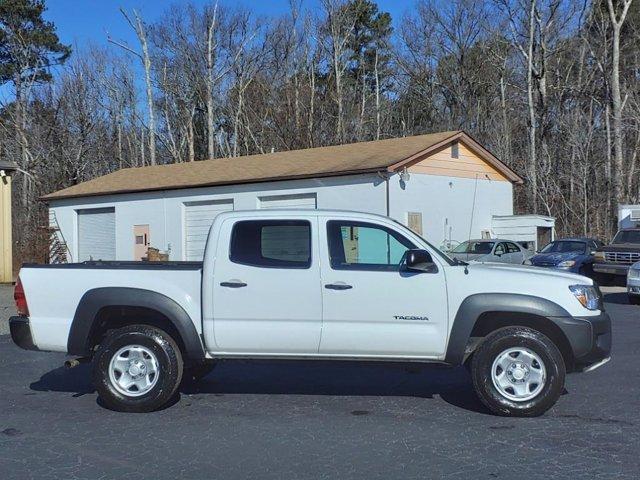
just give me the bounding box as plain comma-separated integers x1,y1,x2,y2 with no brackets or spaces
9,316,39,351
554,312,611,371
593,263,629,276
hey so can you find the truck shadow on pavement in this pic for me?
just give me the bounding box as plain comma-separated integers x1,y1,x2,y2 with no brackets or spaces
30,360,492,414
30,364,94,398
602,291,634,305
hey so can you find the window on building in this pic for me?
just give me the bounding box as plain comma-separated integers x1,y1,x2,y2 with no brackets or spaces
451,142,459,159
326,221,415,271
407,212,423,235
230,220,311,269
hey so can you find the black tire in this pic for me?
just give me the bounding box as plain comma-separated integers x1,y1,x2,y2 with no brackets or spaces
92,325,183,412
471,326,565,417
630,295,640,305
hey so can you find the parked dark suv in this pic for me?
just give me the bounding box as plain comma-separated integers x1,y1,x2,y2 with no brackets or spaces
593,228,640,282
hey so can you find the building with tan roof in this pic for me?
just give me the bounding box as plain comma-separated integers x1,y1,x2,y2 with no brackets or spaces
44,131,529,262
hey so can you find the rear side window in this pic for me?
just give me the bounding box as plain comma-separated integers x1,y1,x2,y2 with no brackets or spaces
506,242,520,253
229,220,311,269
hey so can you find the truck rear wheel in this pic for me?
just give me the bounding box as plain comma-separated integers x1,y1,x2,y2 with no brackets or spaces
92,325,183,412
471,326,565,417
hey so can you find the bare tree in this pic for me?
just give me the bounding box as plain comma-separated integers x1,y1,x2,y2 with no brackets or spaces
110,9,157,165
606,0,633,207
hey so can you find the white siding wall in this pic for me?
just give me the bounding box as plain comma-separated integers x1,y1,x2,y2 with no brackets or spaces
49,171,514,262
49,174,386,261
388,173,514,249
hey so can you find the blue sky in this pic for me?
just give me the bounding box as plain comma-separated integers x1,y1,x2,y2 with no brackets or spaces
43,0,414,49
0,0,415,101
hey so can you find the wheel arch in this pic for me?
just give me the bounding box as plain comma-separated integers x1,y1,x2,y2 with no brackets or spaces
445,293,575,370
68,287,205,361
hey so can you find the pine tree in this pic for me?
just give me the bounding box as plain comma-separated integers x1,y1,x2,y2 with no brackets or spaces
0,0,70,206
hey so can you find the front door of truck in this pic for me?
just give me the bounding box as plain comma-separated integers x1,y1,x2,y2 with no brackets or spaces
211,216,322,354
318,217,449,358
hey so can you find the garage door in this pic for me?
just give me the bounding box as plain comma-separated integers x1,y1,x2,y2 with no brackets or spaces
184,199,234,260
78,207,116,262
258,193,317,209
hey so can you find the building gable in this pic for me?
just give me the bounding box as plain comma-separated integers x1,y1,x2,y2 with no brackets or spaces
407,140,509,182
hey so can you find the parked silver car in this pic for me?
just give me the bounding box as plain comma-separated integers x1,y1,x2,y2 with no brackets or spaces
450,239,531,264
628,261,640,305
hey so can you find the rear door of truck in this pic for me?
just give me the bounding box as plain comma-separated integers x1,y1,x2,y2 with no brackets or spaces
211,215,322,354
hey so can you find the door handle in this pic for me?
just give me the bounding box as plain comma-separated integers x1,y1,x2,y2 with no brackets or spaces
325,282,353,290
220,280,247,288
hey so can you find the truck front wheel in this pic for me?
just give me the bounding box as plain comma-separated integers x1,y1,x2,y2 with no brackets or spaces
471,326,565,417
92,325,183,412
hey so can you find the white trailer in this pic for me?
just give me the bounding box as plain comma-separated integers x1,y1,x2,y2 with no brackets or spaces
618,205,640,229
491,214,556,252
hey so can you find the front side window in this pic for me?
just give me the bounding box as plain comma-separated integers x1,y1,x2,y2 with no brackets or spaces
494,243,506,255
230,220,311,268
327,221,415,271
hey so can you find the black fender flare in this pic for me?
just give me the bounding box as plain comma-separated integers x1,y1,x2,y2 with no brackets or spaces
444,293,572,365
67,287,205,361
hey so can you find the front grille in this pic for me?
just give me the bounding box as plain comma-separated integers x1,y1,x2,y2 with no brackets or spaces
604,251,640,265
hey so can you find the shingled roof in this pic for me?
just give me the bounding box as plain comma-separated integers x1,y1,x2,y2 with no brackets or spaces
42,130,523,201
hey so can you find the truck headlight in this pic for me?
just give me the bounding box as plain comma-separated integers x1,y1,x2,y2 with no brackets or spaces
594,251,605,261
557,260,576,268
569,285,600,310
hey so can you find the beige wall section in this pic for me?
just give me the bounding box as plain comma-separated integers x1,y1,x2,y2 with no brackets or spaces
408,141,508,182
0,176,13,283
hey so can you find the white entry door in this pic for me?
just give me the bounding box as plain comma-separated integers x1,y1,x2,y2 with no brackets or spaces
184,199,234,260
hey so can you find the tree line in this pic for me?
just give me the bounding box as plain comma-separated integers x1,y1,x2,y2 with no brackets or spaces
1,0,638,265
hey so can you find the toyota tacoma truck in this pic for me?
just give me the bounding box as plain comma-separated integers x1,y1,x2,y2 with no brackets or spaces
10,210,611,416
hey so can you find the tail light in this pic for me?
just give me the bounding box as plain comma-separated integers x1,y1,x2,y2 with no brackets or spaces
14,277,29,317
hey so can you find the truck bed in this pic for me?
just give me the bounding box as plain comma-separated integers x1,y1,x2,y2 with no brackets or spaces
18,261,203,352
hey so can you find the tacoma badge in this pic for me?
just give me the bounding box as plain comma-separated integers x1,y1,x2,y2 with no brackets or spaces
393,315,429,321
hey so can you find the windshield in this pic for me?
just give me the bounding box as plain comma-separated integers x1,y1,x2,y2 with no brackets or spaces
452,241,494,255
540,241,586,254
612,230,640,245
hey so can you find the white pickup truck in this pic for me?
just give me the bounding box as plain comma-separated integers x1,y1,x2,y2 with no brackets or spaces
11,210,611,416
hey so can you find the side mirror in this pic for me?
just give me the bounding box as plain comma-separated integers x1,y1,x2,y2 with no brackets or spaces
405,249,437,273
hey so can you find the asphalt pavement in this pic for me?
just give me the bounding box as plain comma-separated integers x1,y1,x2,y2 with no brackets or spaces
0,288,638,479
0,284,13,335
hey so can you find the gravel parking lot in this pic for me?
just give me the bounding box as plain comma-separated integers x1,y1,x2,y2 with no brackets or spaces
0,287,638,479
